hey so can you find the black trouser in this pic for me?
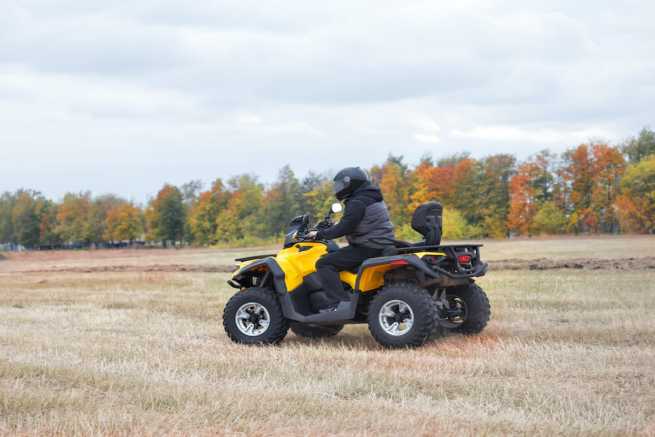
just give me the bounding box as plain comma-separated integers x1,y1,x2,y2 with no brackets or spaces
315,245,384,307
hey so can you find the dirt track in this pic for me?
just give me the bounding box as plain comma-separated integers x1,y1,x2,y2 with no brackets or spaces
17,264,237,274
10,256,655,274
491,256,655,271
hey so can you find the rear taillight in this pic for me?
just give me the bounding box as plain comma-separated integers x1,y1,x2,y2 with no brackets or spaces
389,259,409,267
457,254,472,264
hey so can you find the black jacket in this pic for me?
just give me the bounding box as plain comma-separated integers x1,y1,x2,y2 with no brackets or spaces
316,183,394,246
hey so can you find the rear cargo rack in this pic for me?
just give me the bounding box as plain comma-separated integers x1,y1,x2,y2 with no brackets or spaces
395,243,483,254
234,254,276,262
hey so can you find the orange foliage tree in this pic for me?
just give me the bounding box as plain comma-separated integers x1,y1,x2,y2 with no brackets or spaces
105,203,143,242
507,162,539,235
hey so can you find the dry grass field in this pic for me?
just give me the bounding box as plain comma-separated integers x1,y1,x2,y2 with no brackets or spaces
1,236,654,436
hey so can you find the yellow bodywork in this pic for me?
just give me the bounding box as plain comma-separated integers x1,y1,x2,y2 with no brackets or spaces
273,243,357,291
235,244,445,293
356,251,446,292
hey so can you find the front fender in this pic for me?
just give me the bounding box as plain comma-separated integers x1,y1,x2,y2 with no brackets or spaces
230,258,287,294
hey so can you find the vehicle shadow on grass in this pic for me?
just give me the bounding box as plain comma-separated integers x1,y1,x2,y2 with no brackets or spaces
283,332,381,349
282,329,500,351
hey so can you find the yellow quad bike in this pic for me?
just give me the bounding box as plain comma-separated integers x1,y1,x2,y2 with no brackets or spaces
223,201,490,348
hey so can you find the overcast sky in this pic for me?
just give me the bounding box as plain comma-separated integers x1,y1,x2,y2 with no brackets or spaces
1,0,654,202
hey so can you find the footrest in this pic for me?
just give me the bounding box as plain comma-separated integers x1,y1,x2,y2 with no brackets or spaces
302,301,353,323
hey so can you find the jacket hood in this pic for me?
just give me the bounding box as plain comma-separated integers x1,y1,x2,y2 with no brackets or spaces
347,182,384,205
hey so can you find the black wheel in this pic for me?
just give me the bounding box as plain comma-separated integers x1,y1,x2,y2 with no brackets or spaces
290,323,344,339
446,283,490,334
367,282,437,348
223,288,289,345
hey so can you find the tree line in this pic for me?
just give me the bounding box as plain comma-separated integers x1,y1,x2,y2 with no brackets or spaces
1,127,654,250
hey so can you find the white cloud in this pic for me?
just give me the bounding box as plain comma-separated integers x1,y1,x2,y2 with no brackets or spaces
451,125,618,146
414,133,441,144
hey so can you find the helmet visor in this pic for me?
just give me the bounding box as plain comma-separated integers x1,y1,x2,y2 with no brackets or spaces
333,179,348,195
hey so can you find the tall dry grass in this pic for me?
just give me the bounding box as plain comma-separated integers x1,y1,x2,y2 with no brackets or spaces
1,240,654,436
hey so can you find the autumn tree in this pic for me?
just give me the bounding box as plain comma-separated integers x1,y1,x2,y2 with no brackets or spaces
215,175,264,242
301,173,334,223
88,194,126,245
615,155,655,233
56,192,94,244
407,154,483,238
376,155,412,226
146,184,186,246
188,179,227,245
507,162,539,235
1,191,57,247
410,154,471,209
590,144,625,233
560,144,594,232
105,203,143,242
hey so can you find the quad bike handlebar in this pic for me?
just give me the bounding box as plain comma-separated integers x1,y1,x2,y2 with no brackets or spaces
290,209,336,242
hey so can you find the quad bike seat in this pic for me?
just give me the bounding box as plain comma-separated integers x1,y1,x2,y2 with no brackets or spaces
411,201,443,246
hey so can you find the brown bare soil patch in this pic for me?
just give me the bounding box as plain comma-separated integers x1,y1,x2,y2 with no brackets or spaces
19,263,236,274
491,256,655,271
1,247,217,262
8,256,655,274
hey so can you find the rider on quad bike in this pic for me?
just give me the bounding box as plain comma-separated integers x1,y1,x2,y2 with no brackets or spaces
306,167,395,313
223,168,490,348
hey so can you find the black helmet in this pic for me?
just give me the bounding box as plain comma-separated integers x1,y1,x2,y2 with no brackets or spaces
333,167,369,201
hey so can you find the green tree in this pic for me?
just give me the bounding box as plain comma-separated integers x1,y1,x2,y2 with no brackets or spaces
180,180,204,207
35,198,60,247
623,127,655,163
442,208,482,240
146,184,186,246
478,154,516,237
11,190,41,248
531,201,568,235
180,180,204,244
0,192,16,244
264,165,303,236
300,172,332,219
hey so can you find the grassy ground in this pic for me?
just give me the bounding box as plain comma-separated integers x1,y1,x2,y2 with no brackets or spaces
1,237,654,436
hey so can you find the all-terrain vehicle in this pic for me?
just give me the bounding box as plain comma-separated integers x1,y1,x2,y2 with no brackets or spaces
223,201,490,348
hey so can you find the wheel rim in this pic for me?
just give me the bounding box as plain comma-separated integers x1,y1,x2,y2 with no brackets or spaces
378,299,414,336
235,302,271,336
447,296,468,325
